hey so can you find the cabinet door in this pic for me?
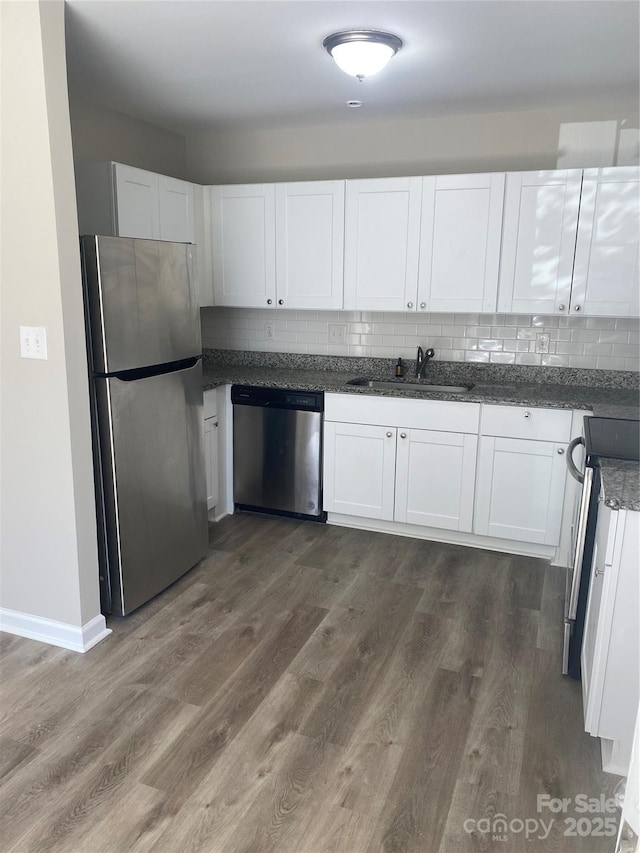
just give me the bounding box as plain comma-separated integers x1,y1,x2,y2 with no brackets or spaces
418,173,504,313
497,170,582,315
395,428,477,532
571,167,640,317
582,503,615,734
474,436,567,545
323,422,396,520
158,176,194,243
344,177,422,311
113,164,160,239
211,185,276,308
275,181,344,310
204,416,219,511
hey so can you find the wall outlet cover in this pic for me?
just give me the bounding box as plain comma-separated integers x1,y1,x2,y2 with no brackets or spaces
264,322,274,340
329,323,347,344
535,333,550,354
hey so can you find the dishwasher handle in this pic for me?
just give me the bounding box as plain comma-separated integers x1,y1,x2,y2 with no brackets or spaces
566,435,585,484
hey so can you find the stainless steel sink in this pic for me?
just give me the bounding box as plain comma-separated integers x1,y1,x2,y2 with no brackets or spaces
346,378,474,394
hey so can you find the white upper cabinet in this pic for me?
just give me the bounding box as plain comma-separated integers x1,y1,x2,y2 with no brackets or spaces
114,164,160,239
571,167,640,318
344,177,423,311
211,184,277,308
275,181,344,310
498,167,639,317
498,170,582,315
158,175,194,244
75,162,195,244
210,181,344,310
418,173,505,313
498,169,582,315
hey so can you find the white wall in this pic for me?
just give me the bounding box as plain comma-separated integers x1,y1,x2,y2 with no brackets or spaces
70,95,187,179
0,1,103,631
186,100,639,184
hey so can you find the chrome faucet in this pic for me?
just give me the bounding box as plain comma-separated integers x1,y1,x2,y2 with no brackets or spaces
415,346,435,378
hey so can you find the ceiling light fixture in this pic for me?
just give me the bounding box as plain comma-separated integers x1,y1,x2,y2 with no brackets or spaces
323,30,402,82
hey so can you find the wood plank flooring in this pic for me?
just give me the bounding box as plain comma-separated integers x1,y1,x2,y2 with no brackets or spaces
0,514,619,852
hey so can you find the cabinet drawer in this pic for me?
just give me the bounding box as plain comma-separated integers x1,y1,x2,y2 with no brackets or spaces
204,389,218,420
325,393,480,434
481,404,572,442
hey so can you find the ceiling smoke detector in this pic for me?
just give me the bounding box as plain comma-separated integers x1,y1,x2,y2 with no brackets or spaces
323,30,403,81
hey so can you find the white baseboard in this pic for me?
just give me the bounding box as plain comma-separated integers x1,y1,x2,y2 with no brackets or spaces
0,608,111,653
327,513,558,562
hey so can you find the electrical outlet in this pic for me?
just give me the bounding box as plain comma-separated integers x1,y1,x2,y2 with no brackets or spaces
535,333,550,354
264,323,274,340
329,323,346,344
20,326,48,360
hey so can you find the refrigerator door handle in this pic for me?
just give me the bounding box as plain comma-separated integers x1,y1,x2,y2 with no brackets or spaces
566,435,586,484
567,465,594,622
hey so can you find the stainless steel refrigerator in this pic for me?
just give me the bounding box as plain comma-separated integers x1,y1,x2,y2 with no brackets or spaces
81,235,208,616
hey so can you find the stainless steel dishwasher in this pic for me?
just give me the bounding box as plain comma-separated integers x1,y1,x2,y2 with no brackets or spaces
231,385,325,521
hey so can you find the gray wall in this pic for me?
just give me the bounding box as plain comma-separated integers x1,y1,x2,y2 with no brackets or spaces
70,95,188,179
186,99,639,184
1,0,101,626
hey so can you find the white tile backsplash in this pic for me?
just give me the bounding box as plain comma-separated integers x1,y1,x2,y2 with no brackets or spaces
200,308,640,372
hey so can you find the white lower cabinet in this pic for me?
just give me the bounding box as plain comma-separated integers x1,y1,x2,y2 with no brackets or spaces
323,395,480,532
204,416,219,511
323,421,396,520
203,390,219,512
474,404,572,546
323,396,577,553
474,436,569,545
395,429,477,531
582,505,640,776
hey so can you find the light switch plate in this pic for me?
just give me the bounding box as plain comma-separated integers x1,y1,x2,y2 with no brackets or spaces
20,326,48,360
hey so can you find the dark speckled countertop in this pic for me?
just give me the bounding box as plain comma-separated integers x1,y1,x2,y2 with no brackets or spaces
600,460,640,512
203,349,640,512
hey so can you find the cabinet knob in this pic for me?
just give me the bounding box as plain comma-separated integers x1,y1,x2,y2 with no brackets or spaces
267,299,273,305
407,302,413,309
523,411,531,419
386,431,393,438
595,566,604,578
558,304,566,311
420,302,426,309
400,432,407,439
557,447,564,454
278,299,284,305
574,305,581,312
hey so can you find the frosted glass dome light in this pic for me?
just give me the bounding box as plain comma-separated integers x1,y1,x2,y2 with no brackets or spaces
323,31,402,80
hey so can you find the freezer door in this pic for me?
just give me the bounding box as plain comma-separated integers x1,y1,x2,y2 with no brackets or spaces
95,361,207,615
82,235,201,373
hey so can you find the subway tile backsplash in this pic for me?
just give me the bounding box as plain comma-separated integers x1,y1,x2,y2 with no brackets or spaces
200,308,640,373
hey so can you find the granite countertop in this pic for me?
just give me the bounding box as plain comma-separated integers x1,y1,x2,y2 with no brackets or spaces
600,459,640,512
202,350,640,512
201,364,640,414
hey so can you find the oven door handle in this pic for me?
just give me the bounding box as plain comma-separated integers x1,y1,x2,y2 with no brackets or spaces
566,435,585,484
567,465,594,622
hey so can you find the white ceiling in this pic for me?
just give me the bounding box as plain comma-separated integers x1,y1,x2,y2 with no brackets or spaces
65,0,640,134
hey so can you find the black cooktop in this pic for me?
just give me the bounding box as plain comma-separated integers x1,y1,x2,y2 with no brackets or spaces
584,417,640,461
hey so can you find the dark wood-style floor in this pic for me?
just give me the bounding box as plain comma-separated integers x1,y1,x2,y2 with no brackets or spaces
0,514,618,852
